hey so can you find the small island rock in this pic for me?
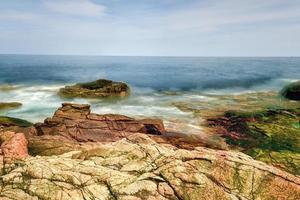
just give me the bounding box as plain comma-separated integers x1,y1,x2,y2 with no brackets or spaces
0,102,22,110
58,79,130,98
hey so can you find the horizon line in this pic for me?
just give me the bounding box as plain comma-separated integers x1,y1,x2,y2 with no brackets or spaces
0,53,299,58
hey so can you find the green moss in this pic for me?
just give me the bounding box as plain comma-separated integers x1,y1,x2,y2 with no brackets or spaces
78,79,113,90
248,149,300,175
220,108,300,174
0,116,32,127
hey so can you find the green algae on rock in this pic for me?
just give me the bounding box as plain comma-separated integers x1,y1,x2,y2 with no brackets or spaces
281,81,300,101
208,108,300,175
0,102,22,110
173,91,299,120
171,91,300,175
58,79,130,98
0,116,32,127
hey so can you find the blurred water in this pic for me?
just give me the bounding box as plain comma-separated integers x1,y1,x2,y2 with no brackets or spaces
0,55,299,130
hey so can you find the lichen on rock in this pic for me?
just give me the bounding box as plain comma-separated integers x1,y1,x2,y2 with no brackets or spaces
0,133,299,200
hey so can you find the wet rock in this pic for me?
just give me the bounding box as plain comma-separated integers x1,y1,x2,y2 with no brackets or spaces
58,79,130,98
281,81,300,100
0,133,299,200
0,102,22,110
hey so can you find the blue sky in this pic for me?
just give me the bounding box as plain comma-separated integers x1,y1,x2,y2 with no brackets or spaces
0,0,299,56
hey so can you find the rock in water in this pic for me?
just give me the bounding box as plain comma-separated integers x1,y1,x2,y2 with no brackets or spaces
0,133,299,200
281,81,300,100
58,79,130,98
0,102,22,110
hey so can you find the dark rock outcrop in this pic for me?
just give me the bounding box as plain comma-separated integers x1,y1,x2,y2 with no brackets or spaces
281,81,300,100
58,79,129,98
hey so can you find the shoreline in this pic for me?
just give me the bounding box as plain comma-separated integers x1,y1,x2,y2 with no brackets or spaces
0,80,299,199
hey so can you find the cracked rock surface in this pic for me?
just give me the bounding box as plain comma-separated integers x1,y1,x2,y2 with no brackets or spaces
1,133,299,200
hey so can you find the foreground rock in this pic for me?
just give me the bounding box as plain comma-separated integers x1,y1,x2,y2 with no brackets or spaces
0,133,299,200
281,81,300,100
58,79,129,98
0,102,22,110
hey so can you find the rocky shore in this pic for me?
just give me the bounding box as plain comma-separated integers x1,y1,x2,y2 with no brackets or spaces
0,102,299,199
0,80,299,199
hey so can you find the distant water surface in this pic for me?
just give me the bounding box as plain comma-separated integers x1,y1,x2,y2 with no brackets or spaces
0,55,299,133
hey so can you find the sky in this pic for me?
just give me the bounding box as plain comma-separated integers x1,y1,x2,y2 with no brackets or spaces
0,0,300,56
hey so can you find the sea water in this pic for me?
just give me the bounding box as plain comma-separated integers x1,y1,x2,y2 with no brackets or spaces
0,55,299,133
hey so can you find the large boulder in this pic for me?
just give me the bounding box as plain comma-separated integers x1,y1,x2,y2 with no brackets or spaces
58,79,130,98
30,103,165,155
0,133,299,200
281,81,300,100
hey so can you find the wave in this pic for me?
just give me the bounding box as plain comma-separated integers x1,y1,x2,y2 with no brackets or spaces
199,75,275,90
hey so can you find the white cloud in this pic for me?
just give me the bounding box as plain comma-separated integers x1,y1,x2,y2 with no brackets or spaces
45,0,106,17
153,0,300,33
0,0,299,55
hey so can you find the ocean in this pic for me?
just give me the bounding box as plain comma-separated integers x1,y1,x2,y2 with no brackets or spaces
0,55,299,133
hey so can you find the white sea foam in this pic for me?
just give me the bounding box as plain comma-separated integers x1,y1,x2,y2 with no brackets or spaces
0,77,297,125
